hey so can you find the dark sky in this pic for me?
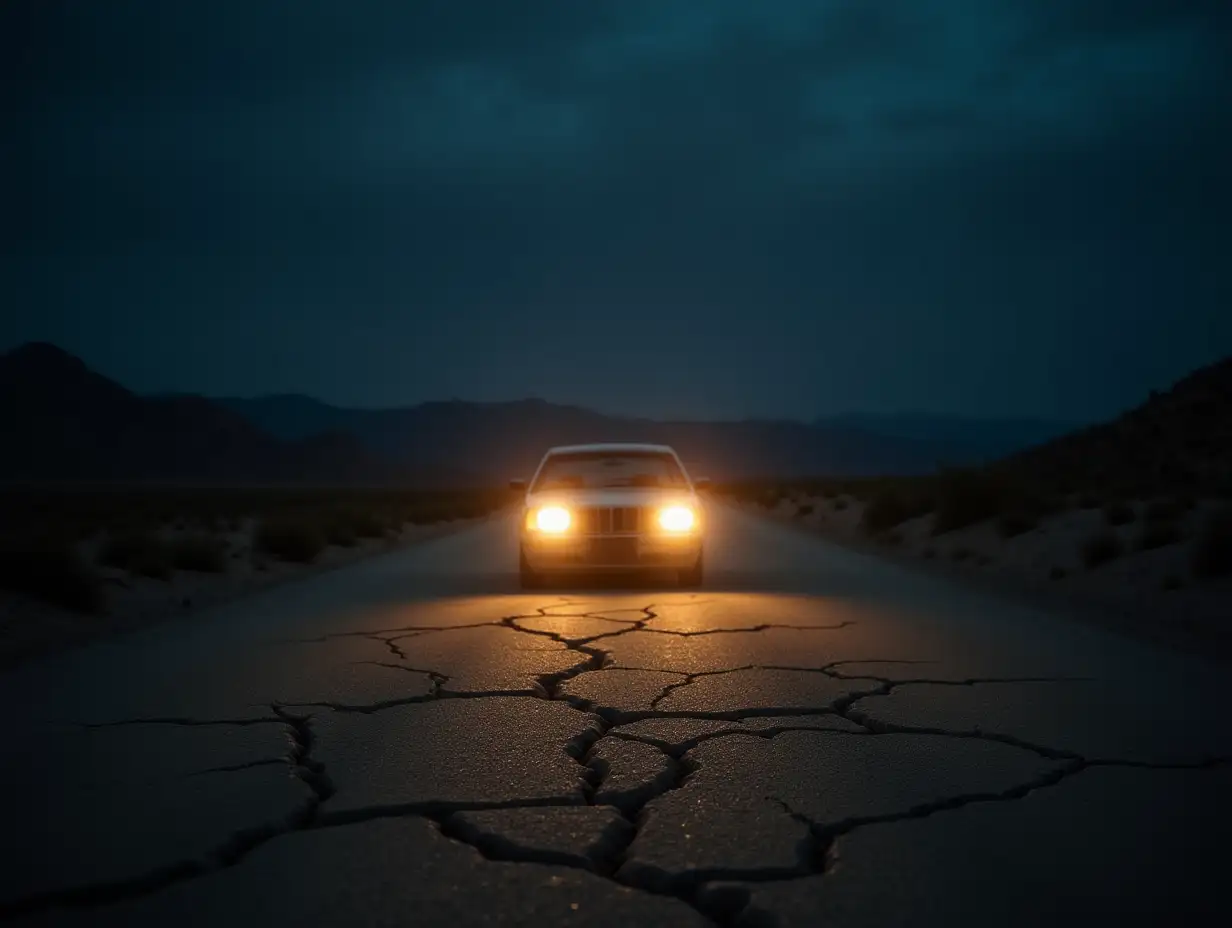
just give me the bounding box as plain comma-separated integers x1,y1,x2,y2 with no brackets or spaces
3,1,1230,421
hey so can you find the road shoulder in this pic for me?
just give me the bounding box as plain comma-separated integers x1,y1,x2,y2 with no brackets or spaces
730,498,1232,664
0,515,490,672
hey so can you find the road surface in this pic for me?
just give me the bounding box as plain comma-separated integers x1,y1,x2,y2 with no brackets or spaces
3,503,1229,926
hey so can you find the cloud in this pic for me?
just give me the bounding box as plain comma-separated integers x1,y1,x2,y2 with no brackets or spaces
1010,0,1231,51
8,1,1223,196
2,1,1228,418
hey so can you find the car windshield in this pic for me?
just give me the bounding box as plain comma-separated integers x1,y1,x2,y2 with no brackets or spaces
532,452,688,490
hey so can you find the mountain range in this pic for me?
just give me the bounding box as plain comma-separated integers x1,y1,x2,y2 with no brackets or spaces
0,341,1099,485
210,395,1071,482
0,343,399,484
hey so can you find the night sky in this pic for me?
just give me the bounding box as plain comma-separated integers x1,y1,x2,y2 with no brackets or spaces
3,1,1230,421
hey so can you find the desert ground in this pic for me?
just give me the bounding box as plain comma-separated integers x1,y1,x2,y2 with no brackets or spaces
730,484,1232,659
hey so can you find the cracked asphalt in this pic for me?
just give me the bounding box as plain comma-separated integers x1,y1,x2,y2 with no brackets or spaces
3,504,1230,926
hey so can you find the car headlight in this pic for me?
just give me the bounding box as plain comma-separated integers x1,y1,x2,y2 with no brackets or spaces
658,505,696,532
534,506,571,533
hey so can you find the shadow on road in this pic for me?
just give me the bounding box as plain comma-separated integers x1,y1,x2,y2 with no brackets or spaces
421,569,886,598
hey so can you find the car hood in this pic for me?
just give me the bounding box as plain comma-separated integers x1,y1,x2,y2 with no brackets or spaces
525,487,699,508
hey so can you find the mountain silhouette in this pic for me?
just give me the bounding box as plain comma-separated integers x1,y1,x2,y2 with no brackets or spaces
996,356,1232,495
0,343,395,483
8,342,1216,487
213,394,980,482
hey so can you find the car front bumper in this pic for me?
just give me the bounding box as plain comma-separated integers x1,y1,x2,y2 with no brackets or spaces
522,532,701,572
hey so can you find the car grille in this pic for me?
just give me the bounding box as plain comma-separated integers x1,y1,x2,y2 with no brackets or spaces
589,536,639,563
578,506,643,535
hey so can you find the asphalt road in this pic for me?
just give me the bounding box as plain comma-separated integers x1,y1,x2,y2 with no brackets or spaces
4,503,1230,927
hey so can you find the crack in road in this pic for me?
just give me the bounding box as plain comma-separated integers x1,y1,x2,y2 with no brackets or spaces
575,699,889,725
1,703,331,921
609,722,876,759
649,665,758,710
436,811,636,872
354,660,450,693
271,706,335,809
768,763,1080,872
374,636,409,661
278,687,542,714
188,758,287,776
13,601,1230,927
842,701,1085,761
290,605,851,652
314,795,589,828
335,607,1226,925
748,749,1232,914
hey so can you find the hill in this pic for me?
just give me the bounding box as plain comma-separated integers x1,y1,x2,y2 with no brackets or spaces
813,413,1079,463
995,357,1232,496
0,343,398,484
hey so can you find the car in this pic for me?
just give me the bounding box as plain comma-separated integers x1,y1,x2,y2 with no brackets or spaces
510,442,710,589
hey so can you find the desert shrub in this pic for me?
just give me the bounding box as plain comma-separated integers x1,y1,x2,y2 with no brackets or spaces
97,530,173,579
1192,507,1232,579
193,514,224,533
255,517,325,564
321,510,358,547
1035,494,1068,517
930,470,1013,535
0,540,103,613
171,534,228,573
0,487,514,555
861,490,915,534
880,530,903,547
353,509,391,537
996,511,1038,538
448,501,487,521
321,506,389,544
831,497,849,512
758,486,789,507
1102,501,1135,526
1081,530,1124,569
1143,498,1186,524
1136,520,1182,551
406,505,457,525
797,503,815,517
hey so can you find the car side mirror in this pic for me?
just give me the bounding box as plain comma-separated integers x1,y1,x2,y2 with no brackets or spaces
693,477,712,490
509,479,528,491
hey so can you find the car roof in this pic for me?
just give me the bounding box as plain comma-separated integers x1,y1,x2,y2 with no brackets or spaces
544,442,677,456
